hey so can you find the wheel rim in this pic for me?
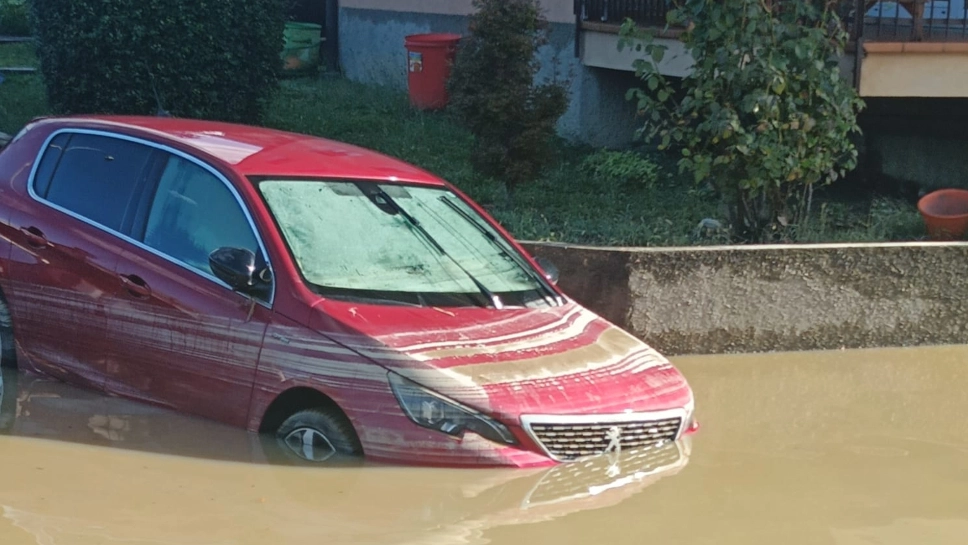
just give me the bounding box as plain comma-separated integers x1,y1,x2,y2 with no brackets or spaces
283,427,337,462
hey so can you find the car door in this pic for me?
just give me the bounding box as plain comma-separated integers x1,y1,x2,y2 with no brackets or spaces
102,150,272,428
4,131,160,390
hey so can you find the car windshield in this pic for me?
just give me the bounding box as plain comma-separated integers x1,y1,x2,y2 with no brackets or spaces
257,179,557,308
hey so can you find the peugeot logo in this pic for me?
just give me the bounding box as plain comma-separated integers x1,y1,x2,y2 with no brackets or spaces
603,425,622,455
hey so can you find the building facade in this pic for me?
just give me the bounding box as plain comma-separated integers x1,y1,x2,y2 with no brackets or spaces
336,0,968,190
338,0,643,147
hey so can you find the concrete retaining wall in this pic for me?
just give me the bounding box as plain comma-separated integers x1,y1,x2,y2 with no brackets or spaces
521,241,968,356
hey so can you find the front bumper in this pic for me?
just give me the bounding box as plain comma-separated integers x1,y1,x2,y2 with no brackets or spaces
355,395,697,468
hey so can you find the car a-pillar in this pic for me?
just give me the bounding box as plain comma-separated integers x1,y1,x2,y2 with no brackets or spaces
258,386,363,464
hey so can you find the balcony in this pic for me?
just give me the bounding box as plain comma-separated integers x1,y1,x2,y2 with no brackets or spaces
575,0,968,42
574,0,968,97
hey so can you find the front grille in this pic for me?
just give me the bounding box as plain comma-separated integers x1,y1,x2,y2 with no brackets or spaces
527,416,682,461
524,440,684,507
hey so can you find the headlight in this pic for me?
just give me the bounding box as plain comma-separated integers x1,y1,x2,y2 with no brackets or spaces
683,390,697,432
388,372,517,446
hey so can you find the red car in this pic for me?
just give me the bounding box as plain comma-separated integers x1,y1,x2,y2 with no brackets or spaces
0,116,696,467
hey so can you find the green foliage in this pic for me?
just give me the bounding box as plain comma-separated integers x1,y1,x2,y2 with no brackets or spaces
580,149,660,187
3,59,918,247
0,43,47,136
30,0,287,123
0,0,30,35
266,79,713,246
620,0,865,242
448,0,569,190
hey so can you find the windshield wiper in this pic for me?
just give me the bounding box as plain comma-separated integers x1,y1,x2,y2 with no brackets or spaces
438,196,562,306
316,291,425,308
357,184,504,309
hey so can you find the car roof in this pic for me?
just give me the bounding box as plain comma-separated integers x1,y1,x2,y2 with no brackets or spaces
36,115,447,186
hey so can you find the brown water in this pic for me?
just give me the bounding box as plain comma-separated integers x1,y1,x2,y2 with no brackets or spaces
2,344,968,545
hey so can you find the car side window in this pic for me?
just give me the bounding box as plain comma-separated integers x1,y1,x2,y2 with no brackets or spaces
32,132,72,197
142,154,264,288
38,133,154,232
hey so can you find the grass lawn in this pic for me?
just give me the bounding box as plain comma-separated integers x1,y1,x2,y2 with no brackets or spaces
0,42,928,246
0,42,46,135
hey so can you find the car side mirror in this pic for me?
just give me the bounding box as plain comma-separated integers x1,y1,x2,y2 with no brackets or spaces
209,247,261,292
533,255,560,285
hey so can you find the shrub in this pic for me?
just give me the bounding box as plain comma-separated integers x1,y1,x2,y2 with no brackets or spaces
31,0,287,123
580,149,660,187
0,0,30,36
620,0,865,242
448,0,569,191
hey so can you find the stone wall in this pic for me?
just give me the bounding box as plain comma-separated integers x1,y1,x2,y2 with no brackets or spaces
521,241,968,356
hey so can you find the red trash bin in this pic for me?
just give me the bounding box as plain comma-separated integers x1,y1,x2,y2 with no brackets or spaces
404,33,461,110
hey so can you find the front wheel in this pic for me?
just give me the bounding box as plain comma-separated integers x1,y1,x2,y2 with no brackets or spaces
274,408,363,464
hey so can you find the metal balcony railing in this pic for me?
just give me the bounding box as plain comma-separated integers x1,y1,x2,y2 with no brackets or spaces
574,0,968,42
575,0,671,27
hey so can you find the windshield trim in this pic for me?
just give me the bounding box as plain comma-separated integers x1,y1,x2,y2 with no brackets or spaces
247,176,562,309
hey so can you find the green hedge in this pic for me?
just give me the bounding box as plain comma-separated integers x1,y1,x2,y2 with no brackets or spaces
0,0,31,35
31,0,287,123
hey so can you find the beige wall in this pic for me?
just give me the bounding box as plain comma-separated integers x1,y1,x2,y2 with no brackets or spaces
340,0,574,23
860,45,968,97
581,30,856,82
581,31,693,77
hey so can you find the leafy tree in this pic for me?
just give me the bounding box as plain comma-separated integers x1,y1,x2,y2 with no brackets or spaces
621,0,865,242
448,0,569,191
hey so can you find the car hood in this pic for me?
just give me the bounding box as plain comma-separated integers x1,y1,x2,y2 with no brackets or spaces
312,300,693,420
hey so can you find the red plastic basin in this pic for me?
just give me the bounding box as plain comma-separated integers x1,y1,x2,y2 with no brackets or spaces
917,188,968,240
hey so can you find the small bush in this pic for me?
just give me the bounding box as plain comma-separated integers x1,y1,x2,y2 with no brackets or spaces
31,0,287,123
621,0,864,242
580,149,660,187
0,0,31,36
448,0,569,191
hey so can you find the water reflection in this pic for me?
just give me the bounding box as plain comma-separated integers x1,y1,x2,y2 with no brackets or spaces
0,368,690,545
1,367,276,464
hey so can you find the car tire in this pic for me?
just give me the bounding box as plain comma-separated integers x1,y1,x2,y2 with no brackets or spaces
273,408,362,464
0,295,15,369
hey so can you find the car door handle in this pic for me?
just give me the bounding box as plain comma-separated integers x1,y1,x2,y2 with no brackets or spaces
20,226,48,248
119,274,152,298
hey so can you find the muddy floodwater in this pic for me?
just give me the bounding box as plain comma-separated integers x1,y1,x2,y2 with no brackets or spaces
2,344,968,544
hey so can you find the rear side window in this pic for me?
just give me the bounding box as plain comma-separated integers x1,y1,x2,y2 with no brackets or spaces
142,155,261,278
32,132,72,196
38,133,154,232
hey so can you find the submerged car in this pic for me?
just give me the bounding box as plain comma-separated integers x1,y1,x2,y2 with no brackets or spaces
0,115,696,467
